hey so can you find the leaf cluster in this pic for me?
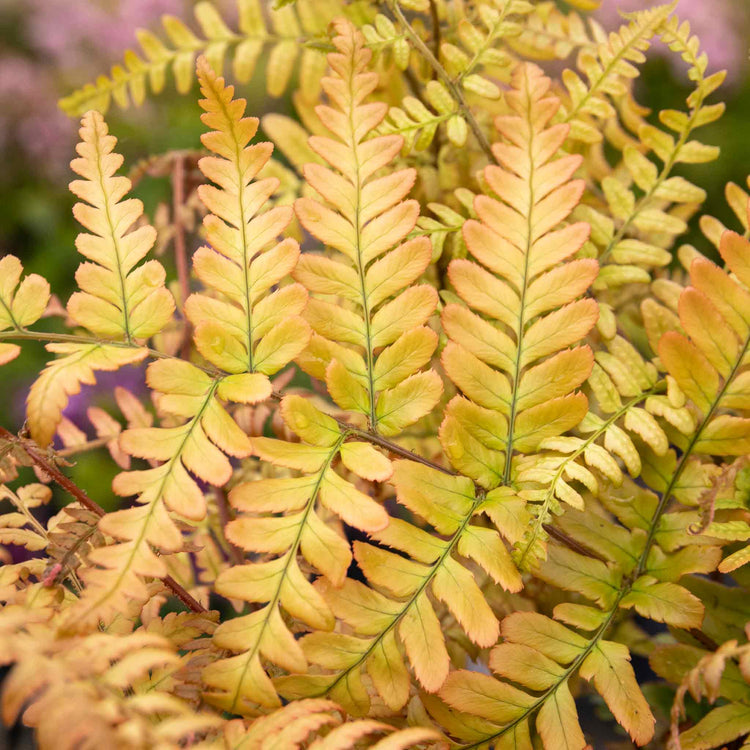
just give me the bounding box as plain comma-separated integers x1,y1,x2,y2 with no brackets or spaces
1,2,749,749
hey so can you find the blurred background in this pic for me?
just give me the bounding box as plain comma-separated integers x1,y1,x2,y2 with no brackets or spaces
0,0,748,506
0,2,748,745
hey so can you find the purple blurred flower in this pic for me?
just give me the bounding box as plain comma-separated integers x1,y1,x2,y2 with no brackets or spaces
0,0,187,179
27,0,183,74
596,0,749,85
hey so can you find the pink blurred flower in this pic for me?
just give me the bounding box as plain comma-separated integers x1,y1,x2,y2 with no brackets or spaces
27,0,183,74
596,0,749,84
0,0,187,179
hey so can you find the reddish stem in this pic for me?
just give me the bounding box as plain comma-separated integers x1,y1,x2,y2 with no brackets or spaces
0,426,206,614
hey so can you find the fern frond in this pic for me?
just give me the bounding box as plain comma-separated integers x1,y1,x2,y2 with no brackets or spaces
561,2,674,144
223,698,439,747
203,395,391,713
27,111,174,447
276,459,522,715
657,231,750,456
437,2,521,100
59,0,343,116
294,20,442,435
1,629,223,748
652,636,750,750
440,62,598,488
362,14,411,71
185,58,309,389
580,14,725,288
509,1,602,61
66,111,175,341
385,0,535,158
63,360,253,631
438,479,720,748
439,611,654,748
0,255,50,365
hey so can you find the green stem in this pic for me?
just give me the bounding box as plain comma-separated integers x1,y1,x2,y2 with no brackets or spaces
463,331,750,748
386,0,495,162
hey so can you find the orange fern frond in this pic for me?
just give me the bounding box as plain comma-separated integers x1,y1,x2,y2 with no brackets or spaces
294,19,442,435
27,112,174,446
186,58,310,396
441,63,597,489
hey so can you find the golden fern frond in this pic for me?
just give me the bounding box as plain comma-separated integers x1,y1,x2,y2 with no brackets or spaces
509,1,602,61
59,0,344,116
579,14,725,288
294,20,442,435
362,13,411,72
453,228,750,748
66,111,175,341
203,395,391,713
652,630,750,750
1,629,223,748
27,112,174,447
561,1,675,144
657,231,750,456
0,255,50,365
63,360,254,631
439,611,654,748
224,698,439,748
276,459,522,715
438,478,712,749
185,58,310,393
382,0,534,154
514,327,692,569
440,62,598,488
537,496,712,632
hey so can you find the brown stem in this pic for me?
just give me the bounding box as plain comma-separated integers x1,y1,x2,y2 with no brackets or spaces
214,488,244,565
172,155,193,359
269,389,456,476
543,525,607,562
0,426,206,614
387,0,495,162
345,423,456,476
429,0,441,63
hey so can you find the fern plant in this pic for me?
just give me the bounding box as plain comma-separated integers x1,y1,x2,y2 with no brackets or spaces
1,1,749,748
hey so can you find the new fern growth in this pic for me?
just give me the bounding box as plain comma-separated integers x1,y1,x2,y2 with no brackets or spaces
1,2,749,749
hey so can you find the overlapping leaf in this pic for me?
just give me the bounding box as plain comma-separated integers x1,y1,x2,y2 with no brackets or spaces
203,395,392,713
27,112,174,446
185,57,310,393
440,63,598,488
293,20,442,435
275,459,523,715
514,328,687,569
64,360,254,631
439,611,655,748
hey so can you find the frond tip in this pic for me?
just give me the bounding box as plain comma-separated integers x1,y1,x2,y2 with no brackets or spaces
294,19,442,434
441,62,597,488
26,110,174,447
68,111,175,342
187,57,310,390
